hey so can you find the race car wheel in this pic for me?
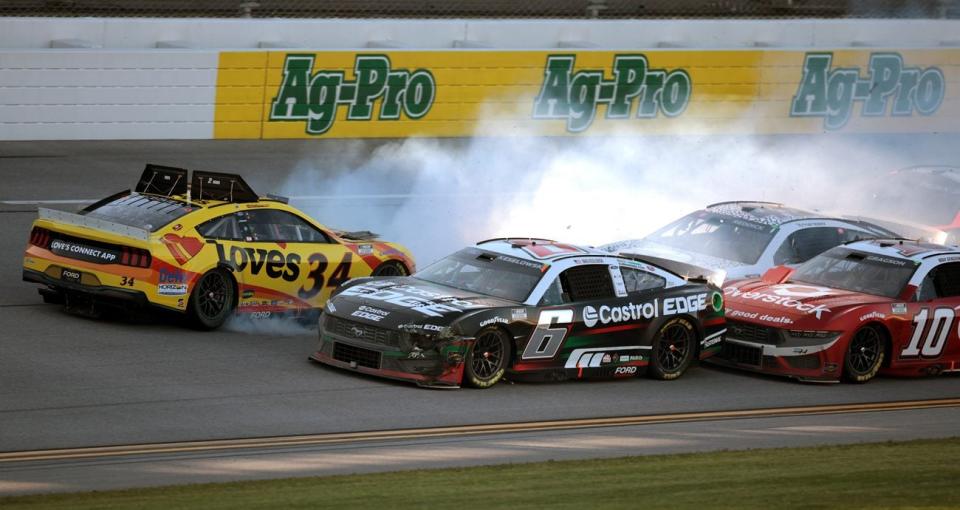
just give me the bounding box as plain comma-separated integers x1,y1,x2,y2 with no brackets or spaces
464,327,509,389
648,317,696,380
372,261,408,277
188,269,235,330
843,326,885,383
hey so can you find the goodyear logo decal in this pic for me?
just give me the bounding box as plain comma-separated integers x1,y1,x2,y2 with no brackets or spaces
270,54,436,135
533,54,692,132
791,52,946,130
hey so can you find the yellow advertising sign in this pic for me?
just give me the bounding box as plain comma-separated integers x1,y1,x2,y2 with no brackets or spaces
213,49,959,139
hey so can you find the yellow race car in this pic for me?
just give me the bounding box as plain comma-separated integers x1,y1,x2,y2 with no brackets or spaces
22,164,415,329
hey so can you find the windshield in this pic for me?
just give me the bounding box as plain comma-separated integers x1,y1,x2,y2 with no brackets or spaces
790,247,917,298
84,193,193,232
648,211,776,265
413,248,546,303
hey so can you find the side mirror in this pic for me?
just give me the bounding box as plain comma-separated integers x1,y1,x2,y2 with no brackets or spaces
761,265,794,284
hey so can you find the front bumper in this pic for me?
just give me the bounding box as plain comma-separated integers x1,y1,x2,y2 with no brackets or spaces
23,267,151,309
310,322,467,388
706,337,843,382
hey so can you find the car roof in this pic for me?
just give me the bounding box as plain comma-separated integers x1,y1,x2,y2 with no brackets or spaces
704,201,828,226
842,238,960,262
475,238,610,262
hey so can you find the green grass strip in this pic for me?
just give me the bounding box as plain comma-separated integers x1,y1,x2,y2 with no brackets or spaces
4,437,960,509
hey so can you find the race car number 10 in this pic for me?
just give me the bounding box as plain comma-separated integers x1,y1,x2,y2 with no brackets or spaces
901,308,955,359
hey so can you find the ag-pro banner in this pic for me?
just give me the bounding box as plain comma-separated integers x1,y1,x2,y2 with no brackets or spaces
213,49,959,139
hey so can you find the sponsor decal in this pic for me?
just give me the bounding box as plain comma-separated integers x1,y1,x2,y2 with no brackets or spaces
533,54,692,132
339,283,484,317
177,298,186,308
865,255,909,267
61,268,81,283
602,353,612,364
938,256,960,263
351,305,390,322
892,303,909,314
728,309,796,325
215,243,352,299
326,301,336,312
161,234,204,265
725,284,833,319
358,244,373,256
398,323,445,332
859,310,887,322
511,308,528,320
172,224,183,231
496,255,545,270
614,366,638,375
251,311,272,319
159,268,186,284
480,316,508,327
242,289,256,299
50,239,119,264
270,54,436,135
702,335,722,348
572,257,605,265
791,52,945,130
582,293,707,328
158,283,188,296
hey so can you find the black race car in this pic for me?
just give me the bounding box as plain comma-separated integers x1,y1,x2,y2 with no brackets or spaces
310,239,726,388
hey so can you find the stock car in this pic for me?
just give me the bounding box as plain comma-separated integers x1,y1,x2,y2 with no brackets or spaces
712,239,960,383
22,164,415,329
602,201,899,282
309,238,726,389
872,165,960,244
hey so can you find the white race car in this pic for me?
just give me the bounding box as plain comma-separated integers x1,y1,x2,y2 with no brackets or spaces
602,201,899,283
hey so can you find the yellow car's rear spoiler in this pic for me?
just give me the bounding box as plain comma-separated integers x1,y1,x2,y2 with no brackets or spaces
39,207,150,241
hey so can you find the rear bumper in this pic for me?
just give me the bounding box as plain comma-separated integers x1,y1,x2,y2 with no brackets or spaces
23,267,151,309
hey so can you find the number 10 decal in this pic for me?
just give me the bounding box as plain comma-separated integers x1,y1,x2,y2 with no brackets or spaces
901,308,955,359
522,309,574,360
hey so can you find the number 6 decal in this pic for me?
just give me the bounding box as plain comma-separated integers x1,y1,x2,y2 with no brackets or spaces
522,309,574,360
901,308,954,359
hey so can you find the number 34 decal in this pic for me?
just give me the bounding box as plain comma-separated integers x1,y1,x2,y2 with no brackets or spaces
901,308,956,359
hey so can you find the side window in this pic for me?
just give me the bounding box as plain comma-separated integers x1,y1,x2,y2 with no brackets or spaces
238,209,332,243
539,278,565,306
920,262,960,300
196,213,242,240
773,227,871,265
560,265,615,302
621,267,666,294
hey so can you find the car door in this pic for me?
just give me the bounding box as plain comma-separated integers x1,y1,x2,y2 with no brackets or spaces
896,261,960,369
522,262,653,376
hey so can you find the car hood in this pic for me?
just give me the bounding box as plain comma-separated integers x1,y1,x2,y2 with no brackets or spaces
723,279,892,325
327,277,516,330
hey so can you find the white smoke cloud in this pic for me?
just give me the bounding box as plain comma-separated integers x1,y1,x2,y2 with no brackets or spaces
278,122,957,267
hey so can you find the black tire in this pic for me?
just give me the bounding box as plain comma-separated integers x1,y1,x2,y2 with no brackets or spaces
843,326,885,383
372,260,408,277
187,269,235,330
648,317,697,380
463,327,509,388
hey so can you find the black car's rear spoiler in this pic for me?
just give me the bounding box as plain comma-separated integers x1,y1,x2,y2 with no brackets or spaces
619,252,724,285
134,164,259,203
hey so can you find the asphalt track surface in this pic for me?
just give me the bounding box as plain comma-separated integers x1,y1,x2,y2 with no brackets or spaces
1,140,959,495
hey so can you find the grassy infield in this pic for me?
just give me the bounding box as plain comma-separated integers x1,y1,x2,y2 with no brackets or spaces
4,438,959,509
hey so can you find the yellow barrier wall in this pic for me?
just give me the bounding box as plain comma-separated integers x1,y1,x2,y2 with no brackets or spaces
214,49,959,139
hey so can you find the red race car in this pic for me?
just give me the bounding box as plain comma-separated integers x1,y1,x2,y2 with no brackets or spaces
712,239,960,383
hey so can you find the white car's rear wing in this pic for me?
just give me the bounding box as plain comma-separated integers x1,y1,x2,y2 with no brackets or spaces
39,208,150,242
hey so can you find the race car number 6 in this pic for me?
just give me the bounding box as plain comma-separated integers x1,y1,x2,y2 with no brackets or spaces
521,309,573,360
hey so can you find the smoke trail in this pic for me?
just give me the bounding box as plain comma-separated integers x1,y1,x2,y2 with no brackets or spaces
279,125,958,266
